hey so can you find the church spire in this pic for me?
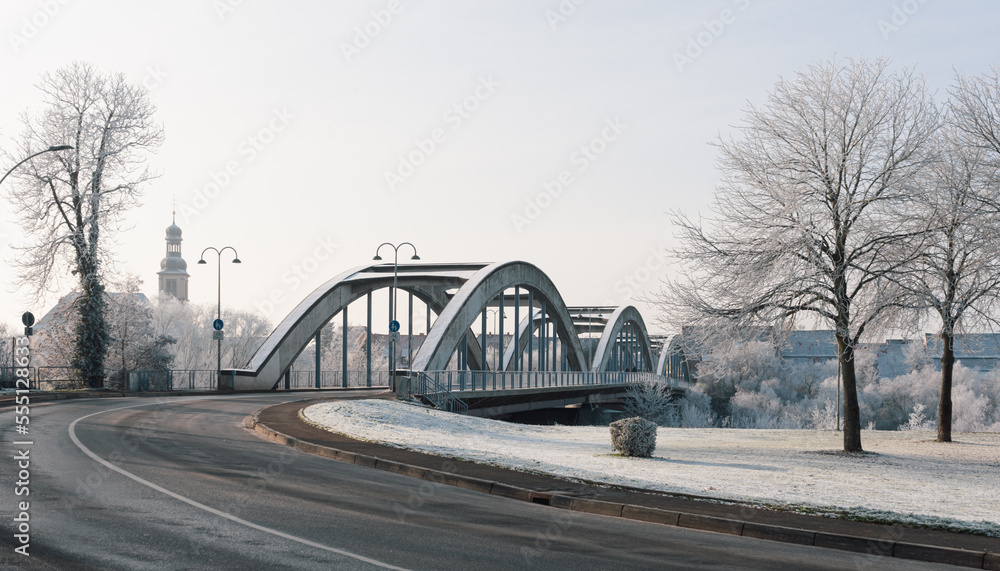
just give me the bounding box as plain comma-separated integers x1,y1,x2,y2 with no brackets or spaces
157,208,189,301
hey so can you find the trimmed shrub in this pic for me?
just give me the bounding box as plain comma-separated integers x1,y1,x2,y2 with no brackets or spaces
609,417,657,457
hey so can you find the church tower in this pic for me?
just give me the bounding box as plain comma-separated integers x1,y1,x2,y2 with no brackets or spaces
157,212,189,301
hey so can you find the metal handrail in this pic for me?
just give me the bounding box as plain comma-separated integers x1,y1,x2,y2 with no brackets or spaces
410,371,469,413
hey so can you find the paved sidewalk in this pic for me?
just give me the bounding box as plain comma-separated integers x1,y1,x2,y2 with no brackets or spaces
252,395,1000,570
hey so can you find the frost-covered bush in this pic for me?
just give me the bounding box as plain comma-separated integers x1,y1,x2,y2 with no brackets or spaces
695,350,1000,431
692,340,783,420
679,386,715,428
949,366,1000,432
727,384,808,428
609,417,657,457
623,377,677,425
899,403,936,431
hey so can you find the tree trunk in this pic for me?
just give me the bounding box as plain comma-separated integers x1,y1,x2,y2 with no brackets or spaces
938,330,954,442
73,272,108,389
837,335,864,452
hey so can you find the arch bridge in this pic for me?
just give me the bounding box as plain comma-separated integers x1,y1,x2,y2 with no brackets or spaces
226,261,680,413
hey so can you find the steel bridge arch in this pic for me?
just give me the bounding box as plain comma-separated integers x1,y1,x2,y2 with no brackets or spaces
227,260,659,391
410,261,588,373
501,309,541,372
590,305,655,373
228,263,481,390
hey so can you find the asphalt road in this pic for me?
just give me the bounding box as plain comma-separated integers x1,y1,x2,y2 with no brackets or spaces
0,393,955,570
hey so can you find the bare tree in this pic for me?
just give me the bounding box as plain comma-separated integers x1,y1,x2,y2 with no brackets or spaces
951,67,1000,159
0,323,14,388
151,296,270,371
223,309,272,368
910,71,1000,442
105,275,151,378
660,58,938,452
104,275,175,388
4,62,163,387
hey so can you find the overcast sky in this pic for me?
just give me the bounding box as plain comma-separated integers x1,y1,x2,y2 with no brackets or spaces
1,0,998,335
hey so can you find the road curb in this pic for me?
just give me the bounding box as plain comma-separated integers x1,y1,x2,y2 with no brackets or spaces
247,407,997,569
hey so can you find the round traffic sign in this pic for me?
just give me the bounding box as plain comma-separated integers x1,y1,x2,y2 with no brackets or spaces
213,318,224,331
22,312,35,327
389,320,400,333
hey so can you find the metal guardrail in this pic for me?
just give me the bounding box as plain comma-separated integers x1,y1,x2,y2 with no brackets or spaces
421,370,668,392
409,371,468,413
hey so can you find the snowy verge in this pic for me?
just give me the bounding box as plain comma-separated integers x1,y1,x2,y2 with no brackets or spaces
301,399,1000,536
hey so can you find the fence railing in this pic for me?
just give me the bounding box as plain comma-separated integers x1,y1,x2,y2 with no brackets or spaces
420,370,667,393
127,370,218,391
0,366,36,389
280,370,392,390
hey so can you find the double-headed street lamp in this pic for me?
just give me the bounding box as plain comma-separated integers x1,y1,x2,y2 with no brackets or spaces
487,309,506,333
0,145,74,187
487,309,506,369
198,246,241,391
373,242,419,391
575,308,604,370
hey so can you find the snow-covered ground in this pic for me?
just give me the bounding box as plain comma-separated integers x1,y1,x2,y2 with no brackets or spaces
301,399,1000,535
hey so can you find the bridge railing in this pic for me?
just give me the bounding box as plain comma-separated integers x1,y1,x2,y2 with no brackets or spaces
421,370,667,392
281,370,391,389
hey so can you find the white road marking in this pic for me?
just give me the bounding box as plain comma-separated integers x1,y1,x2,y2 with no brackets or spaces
68,397,409,571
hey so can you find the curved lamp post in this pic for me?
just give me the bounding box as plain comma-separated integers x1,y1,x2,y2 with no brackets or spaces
373,242,419,391
198,246,241,390
0,145,74,188
2,145,72,387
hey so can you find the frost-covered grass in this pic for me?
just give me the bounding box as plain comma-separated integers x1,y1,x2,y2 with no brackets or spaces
302,399,1000,536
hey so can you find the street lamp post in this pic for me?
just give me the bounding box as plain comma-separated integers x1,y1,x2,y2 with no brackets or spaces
198,246,241,390
2,145,71,388
487,309,506,334
487,309,506,369
576,308,603,370
373,242,419,392
0,145,74,188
